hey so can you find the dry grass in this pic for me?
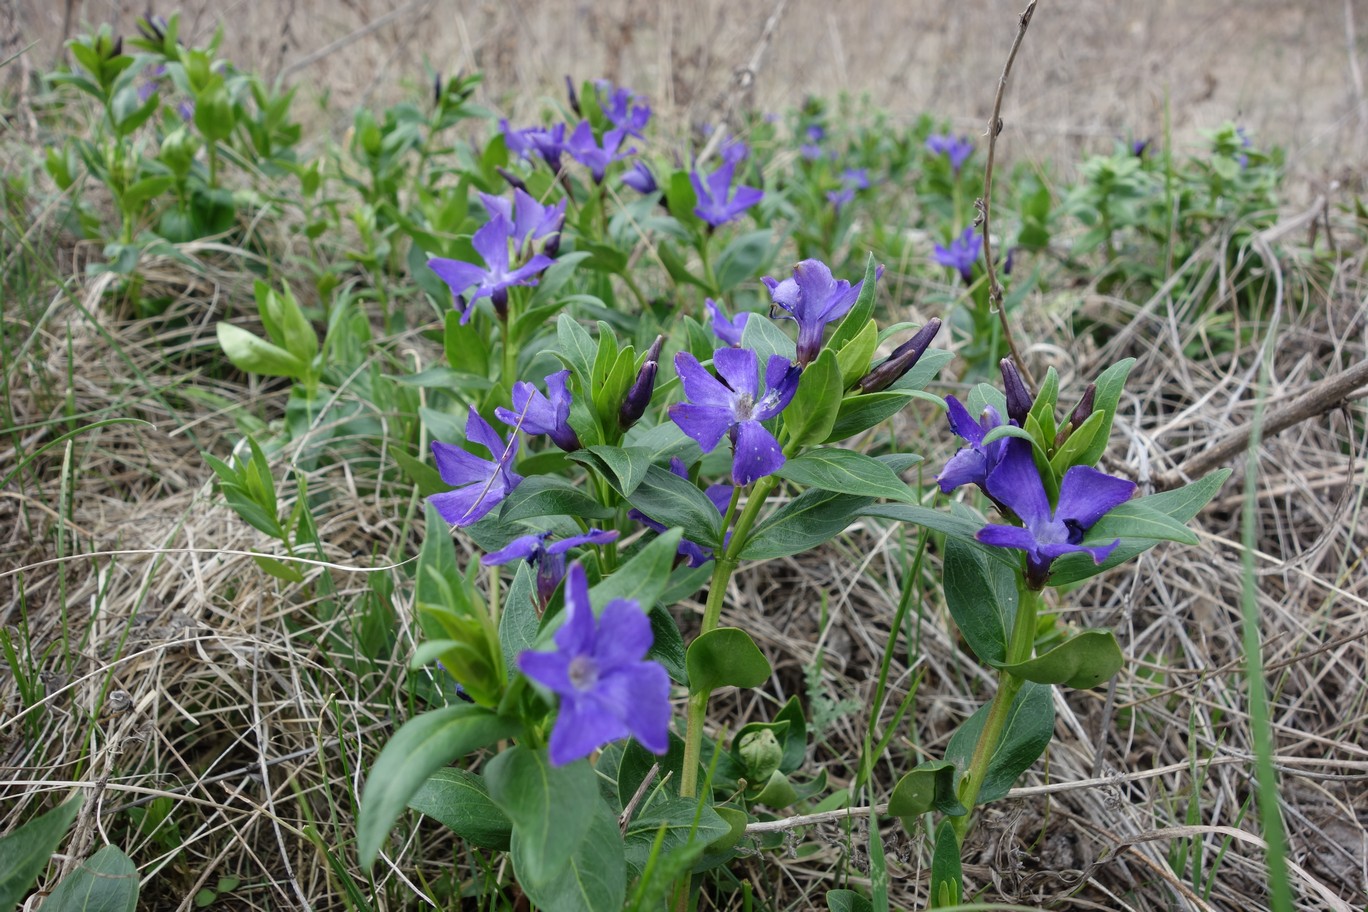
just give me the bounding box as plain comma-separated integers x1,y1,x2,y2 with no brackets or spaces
4,2,1368,910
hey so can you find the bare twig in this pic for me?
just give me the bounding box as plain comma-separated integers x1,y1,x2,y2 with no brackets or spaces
696,0,788,165
978,1,1038,390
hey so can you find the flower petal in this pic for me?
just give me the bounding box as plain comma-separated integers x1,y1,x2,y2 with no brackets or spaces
669,402,733,453
519,648,574,694
431,439,495,486
1054,465,1136,530
547,691,630,765
732,419,785,485
937,447,989,493
673,352,734,409
553,564,597,656
976,523,1039,553
427,257,487,299
593,600,654,668
712,346,759,398
482,532,545,566
428,485,499,526
984,438,1050,527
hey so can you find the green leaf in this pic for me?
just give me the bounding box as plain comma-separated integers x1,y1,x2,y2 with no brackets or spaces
738,307,797,365
216,323,307,379
121,174,174,210
357,705,519,868
446,310,490,378
714,229,775,292
512,797,625,912
408,768,512,850
416,502,461,610
41,844,139,912
739,489,873,561
775,448,917,503
1078,358,1135,467
942,536,1018,666
1049,408,1105,475
833,319,879,388
486,746,598,885
647,604,688,684
251,554,304,583
664,170,703,235
826,889,874,912
1002,629,1124,689
658,242,708,290
0,796,83,909
500,475,614,523
556,314,598,388
1085,498,1201,546
589,528,684,610
622,464,724,548
782,349,842,448
824,390,921,443
580,445,653,497
888,761,966,819
827,254,880,353
623,797,730,876
500,562,540,679
929,820,963,908
944,682,1054,805
686,627,770,694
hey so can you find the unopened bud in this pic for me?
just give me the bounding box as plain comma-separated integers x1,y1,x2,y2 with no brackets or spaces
495,166,529,193
433,73,443,106
1000,358,1033,426
619,335,664,430
855,318,942,394
490,288,508,321
564,75,581,116
1069,383,1096,428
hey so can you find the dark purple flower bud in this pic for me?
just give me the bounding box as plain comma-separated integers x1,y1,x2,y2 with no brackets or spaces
619,335,664,430
565,75,581,116
1000,359,1033,426
497,166,529,193
491,287,509,320
1057,383,1097,446
1131,139,1150,158
137,16,168,42
112,36,124,58
433,73,443,105
1002,246,1016,276
856,318,942,394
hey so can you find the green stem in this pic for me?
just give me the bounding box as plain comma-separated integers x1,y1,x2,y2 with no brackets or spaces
500,314,515,385
696,237,719,301
951,581,1040,842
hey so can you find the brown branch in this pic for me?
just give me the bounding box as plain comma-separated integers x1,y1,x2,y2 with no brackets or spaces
978,1,1038,391
1155,356,1368,489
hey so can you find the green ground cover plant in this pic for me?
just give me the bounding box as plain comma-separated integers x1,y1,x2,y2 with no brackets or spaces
2,8,1366,911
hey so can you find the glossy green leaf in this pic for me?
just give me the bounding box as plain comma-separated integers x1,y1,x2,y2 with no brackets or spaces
580,445,654,497
647,604,688,684
664,170,704,235
1085,498,1201,546
408,768,512,851
216,323,307,379
41,844,139,912
589,529,683,610
686,627,770,694
1077,358,1135,467
888,760,966,818
715,229,775,292
929,820,963,908
739,489,873,561
833,318,879,387
827,254,880,352
555,314,597,388
776,448,917,503
826,889,874,912
513,798,625,912
623,797,730,876
1002,629,1123,689
943,536,1018,666
357,705,519,868
824,390,921,443
1049,408,1105,475
486,746,598,886
783,349,842,448
622,464,723,547
500,562,539,679
739,306,797,365
944,682,1054,806
499,475,614,523
0,796,83,908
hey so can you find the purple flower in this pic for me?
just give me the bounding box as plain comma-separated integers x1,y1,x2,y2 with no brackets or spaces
841,168,870,190
977,438,1136,588
762,259,870,366
720,137,749,166
705,298,749,347
483,528,619,606
428,215,556,323
495,369,580,452
478,189,566,258
619,335,665,431
428,407,524,526
936,396,1008,495
1235,126,1252,169
566,121,635,183
502,120,568,172
622,161,658,194
827,188,855,210
629,457,731,567
999,359,1034,426
690,160,763,227
176,99,195,122
669,348,801,485
800,124,826,160
599,86,651,136
1131,138,1150,158
932,226,982,284
519,564,670,765
926,134,974,174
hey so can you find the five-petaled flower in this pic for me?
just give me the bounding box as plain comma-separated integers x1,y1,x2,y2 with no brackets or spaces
483,528,619,606
936,396,1008,495
519,564,670,766
598,84,651,136
670,348,801,485
428,407,524,526
428,215,556,322
932,226,982,285
926,134,974,174
691,160,763,227
566,121,635,184
705,298,749,347
976,438,1136,588
478,189,566,259
495,369,580,452
502,120,568,172
762,259,872,366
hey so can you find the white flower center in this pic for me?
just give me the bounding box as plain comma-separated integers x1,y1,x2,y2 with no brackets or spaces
568,655,599,690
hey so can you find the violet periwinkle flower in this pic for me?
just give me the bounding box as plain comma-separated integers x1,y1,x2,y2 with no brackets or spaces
176,100,194,122
428,407,524,527
502,120,568,172
827,188,855,210
762,259,872,367
999,359,1034,426
705,298,749,347
483,528,619,606
619,335,664,431
519,563,670,766
669,348,801,485
137,64,166,104
720,137,749,166
936,397,1008,496
690,160,763,228
800,123,826,160
566,121,635,184
629,457,731,567
932,226,982,285
1236,126,1253,169
1131,138,1150,158
977,438,1136,588
841,168,870,190
926,134,974,174
600,86,651,136
496,369,580,452
428,214,555,323
855,318,943,394
622,161,658,195
479,188,566,258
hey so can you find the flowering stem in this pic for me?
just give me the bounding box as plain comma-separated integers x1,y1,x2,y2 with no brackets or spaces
951,579,1040,843
500,314,515,385
695,237,720,300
